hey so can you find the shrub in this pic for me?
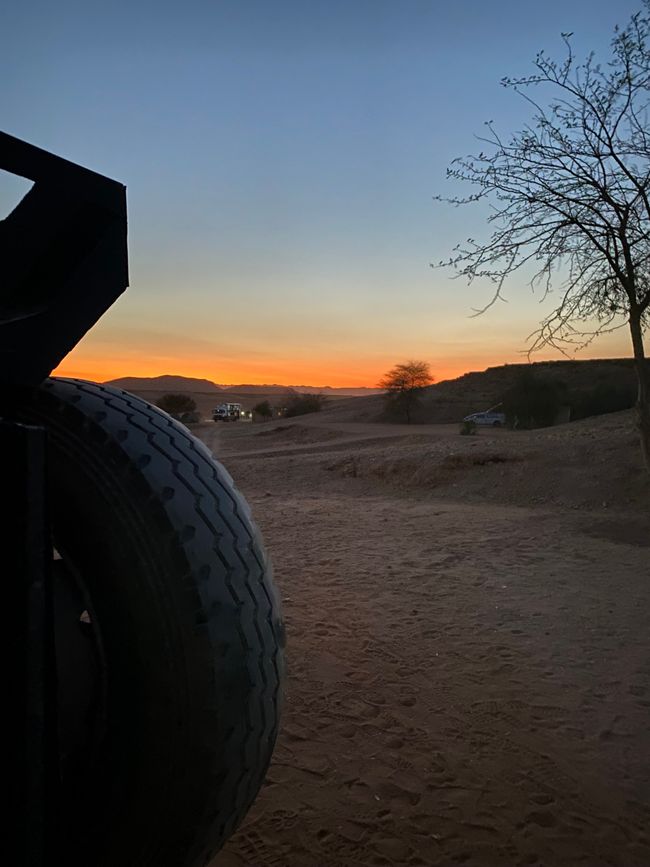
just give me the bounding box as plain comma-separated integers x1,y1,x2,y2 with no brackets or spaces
284,393,327,417
253,400,273,420
459,419,477,436
570,381,637,420
156,393,197,419
501,370,564,428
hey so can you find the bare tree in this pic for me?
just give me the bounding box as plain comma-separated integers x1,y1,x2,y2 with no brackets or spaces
436,4,650,469
379,360,434,423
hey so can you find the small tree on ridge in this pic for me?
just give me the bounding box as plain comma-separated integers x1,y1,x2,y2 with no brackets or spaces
379,360,434,423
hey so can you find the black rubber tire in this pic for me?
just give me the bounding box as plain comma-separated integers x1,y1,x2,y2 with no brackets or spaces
15,378,284,867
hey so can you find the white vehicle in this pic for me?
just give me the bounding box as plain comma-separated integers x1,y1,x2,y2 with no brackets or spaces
212,402,243,422
463,410,506,427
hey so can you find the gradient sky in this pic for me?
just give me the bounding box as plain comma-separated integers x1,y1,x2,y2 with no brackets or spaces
1,0,642,386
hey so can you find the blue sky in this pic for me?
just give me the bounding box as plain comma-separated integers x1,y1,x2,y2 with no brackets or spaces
1,0,642,384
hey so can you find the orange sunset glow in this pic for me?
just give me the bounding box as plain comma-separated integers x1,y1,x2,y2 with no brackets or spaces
52,329,632,390
54,350,470,388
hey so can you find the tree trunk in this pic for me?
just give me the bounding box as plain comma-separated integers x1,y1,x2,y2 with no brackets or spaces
628,310,650,472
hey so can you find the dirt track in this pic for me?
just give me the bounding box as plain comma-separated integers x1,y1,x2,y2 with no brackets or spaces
197,415,650,867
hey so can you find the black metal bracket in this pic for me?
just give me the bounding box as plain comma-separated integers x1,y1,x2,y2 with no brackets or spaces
0,131,128,387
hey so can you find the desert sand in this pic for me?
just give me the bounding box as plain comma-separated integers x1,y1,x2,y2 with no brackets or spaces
195,411,650,867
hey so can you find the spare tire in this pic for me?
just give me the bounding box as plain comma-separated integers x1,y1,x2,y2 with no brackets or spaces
15,378,284,867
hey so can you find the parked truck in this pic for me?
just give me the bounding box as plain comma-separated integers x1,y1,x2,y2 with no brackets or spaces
213,401,243,421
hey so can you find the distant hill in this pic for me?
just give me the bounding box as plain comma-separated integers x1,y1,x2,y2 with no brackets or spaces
107,375,223,393
103,374,383,418
105,375,381,397
217,383,383,396
322,358,647,424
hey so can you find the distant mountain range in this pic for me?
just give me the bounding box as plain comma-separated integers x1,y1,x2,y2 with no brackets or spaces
105,374,382,397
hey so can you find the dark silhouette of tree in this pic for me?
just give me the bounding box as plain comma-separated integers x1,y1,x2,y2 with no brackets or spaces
571,380,637,420
436,4,650,469
379,360,434,423
253,399,273,420
501,370,565,428
156,393,197,418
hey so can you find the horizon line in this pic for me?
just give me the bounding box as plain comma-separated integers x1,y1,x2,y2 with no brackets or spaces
102,374,384,390
53,353,637,392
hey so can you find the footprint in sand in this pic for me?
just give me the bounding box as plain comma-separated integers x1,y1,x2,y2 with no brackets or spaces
376,780,422,806
235,829,288,867
524,809,558,828
530,792,555,806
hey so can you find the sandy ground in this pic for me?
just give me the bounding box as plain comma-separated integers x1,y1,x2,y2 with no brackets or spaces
194,414,650,867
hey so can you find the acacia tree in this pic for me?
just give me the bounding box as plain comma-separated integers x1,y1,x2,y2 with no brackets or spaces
379,360,434,423
436,4,650,469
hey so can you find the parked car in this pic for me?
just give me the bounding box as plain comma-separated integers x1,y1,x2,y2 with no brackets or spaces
463,410,506,427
